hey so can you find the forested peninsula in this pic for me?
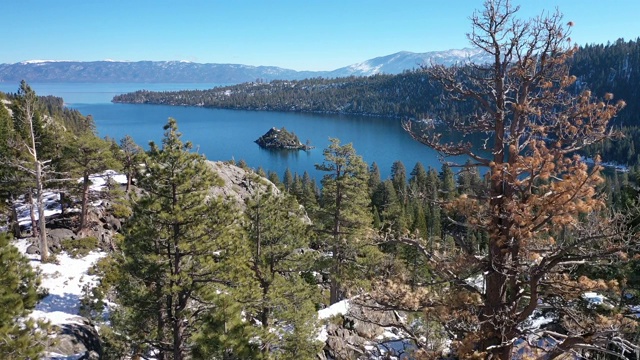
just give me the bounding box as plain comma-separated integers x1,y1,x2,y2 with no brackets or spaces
113,38,640,168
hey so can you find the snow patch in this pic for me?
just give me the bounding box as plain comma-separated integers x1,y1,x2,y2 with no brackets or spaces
318,299,350,320
317,299,351,342
13,238,107,325
81,169,128,192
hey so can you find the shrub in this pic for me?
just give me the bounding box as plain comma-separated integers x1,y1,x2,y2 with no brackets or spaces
61,237,98,258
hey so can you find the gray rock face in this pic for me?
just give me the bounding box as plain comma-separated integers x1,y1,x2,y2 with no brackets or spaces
322,299,414,360
47,316,102,359
26,244,40,254
47,228,77,252
100,214,121,231
207,161,279,210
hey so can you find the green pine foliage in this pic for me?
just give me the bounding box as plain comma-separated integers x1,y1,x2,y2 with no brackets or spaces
63,134,121,230
243,190,322,359
0,233,45,360
117,135,144,193
112,118,246,359
316,138,375,304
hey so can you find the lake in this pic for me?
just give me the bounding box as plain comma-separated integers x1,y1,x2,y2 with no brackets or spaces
0,82,447,181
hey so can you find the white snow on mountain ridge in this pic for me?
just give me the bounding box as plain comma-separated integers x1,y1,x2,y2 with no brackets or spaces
15,47,491,79
329,47,493,77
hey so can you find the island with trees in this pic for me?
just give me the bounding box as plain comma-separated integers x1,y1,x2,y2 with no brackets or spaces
255,126,312,150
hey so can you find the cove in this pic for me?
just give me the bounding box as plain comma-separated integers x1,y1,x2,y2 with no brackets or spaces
0,82,448,181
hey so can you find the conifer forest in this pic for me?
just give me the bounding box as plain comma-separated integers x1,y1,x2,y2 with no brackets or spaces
1,1,640,359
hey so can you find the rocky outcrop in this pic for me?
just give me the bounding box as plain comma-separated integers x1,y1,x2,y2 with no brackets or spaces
321,299,416,360
46,316,102,359
207,161,279,210
255,127,312,150
47,228,77,252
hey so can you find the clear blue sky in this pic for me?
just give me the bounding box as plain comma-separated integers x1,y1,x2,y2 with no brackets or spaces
4,0,639,71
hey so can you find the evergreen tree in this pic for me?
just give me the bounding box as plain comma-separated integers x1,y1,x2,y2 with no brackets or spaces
290,173,304,200
299,171,318,211
440,163,456,200
368,162,382,194
11,81,50,261
118,135,143,193
63,134,120,231
0,103,23,237
409,162,428,200
390,160,407,205
267,171,282,188
0,233,45,359
399,1,635,357
316,138,372,304
243,190,321,359
113,118,244,360
371,180,405,236
282,168,293,192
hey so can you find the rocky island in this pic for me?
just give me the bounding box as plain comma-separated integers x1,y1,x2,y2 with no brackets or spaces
255,127,312,150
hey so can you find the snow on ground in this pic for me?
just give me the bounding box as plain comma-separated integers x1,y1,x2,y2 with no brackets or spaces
317,299,351,342
84,170,128,192
15,191,62,227
13,238,107,325
11,169,128,229
318,299,351,320
3,170,127,359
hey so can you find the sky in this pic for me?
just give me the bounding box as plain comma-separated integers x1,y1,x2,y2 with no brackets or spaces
3,0,640,71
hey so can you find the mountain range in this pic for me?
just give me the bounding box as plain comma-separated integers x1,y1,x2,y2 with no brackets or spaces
0,48,491,84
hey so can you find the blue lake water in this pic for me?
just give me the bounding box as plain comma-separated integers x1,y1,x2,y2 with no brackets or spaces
0,82,447,181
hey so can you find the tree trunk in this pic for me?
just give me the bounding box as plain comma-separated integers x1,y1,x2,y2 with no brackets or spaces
260,281,271,356
126,173,132,193
173,314,185,360
329,244,341,305
80,174,90,230
330,182,342,305
36,161,48,262
10,193,21,238
60,192,66,216
28,190,38,238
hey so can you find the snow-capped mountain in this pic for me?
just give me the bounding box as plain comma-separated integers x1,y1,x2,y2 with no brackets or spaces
327,48,493,77
0,48,491,83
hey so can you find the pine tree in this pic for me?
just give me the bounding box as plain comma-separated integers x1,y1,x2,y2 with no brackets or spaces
316,138,372,304
282,168,293,192
368,162,382,195
398,1,635,357
371,180,405,236
0,102,23,238
118,135,143,193
11,81,50,261
440,163,456,200
409,161,428,200
63,134,120,231
113,118,244,360
299,171,318,211
243,190,321,359
0,233,45,359
267,171,282,189
390,160,407,205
